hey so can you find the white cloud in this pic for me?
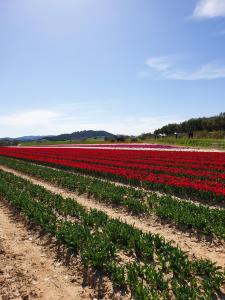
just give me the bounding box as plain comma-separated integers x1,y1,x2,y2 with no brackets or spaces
0,110,60,127
167,63,225,80
146,57,171,71
193,0,225,18
0,108,182,137
144,57,225,80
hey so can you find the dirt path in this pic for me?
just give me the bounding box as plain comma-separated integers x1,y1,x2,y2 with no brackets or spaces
0,165,224,270
0,199,96,300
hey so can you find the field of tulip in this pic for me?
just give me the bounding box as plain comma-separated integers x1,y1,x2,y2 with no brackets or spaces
0,168,224,299
0,146,224,203
0,145,225,298
0,155,224,239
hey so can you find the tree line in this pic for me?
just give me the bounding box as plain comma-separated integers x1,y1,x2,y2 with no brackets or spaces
154,112,225,135
0,139,18,146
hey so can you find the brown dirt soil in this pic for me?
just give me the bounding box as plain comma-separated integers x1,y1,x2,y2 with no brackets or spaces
0,165,224,270
0,199,125,300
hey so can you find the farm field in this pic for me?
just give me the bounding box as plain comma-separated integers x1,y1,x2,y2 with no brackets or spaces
0,146,225,202
20,137,225,150
25,143,183,149
2,0,225,299
0,144,224,299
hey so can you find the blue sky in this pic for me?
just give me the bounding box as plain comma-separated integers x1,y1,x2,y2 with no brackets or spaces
0,0,225,137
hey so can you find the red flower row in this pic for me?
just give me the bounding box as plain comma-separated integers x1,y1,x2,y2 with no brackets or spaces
0,147,224,200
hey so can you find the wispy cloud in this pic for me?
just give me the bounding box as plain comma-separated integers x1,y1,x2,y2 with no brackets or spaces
146,57,171,72
0,108,183,137
0,110,60,127
143,57,225,80
193,0,225,19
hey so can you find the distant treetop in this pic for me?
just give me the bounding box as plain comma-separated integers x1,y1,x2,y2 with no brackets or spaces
153,112,225,135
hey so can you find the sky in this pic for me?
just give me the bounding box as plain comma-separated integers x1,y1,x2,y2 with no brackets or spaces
0,0,225,137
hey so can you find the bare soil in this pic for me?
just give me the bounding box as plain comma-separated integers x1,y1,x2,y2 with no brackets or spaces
0,198,126,300
0,165,224,270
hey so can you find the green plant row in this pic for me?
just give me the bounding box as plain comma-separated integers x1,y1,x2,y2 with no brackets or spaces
0,169,224,299
2,153,224,203
0,157,149,214
0,156,224,240
148,195,225,239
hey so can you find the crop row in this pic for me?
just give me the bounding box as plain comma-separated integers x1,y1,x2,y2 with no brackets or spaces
0,156,224,239
0,168,224,299
36,143,181,149
0,147,224,202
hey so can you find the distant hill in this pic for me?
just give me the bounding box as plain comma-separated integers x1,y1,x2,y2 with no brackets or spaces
47,130,115,141
16,135,51,142
154,112,225,135
0,135,51,142
0,130,115,142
